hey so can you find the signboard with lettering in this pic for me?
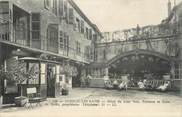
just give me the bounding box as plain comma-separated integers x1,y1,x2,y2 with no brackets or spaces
27,87,37,94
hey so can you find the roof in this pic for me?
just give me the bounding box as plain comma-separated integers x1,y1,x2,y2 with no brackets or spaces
19,57,61,64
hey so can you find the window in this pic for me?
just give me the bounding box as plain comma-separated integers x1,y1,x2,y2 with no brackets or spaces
81,20,84,33
63,33,69,56
40,63,46,84
94,50,98,61
60,31,63,49
89,29,92,40
69,8,74,24
66,35,69,56
44,0,51,9
76,18,80,32
60,31,69,55
76,41,81,55
50,31,57,47
124,45,129,51
153,41,158,49
93,34,97,41
28,63,40,84
85,46,90,59
32,22,40,30
32,13,40,40
59,0,64,17
64,1,68,23
64,33,67,50
86,27,89,39
114,46,118,54
32,31,40,39
32,13,40,21
132,43,137,49
103,49,106,60
90,49,94,60
47,25,58,53
52,0,58,15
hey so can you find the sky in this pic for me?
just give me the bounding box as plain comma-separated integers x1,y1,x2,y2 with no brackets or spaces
73,0,182,32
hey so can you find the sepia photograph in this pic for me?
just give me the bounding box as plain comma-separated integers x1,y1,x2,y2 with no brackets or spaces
0,0,182,117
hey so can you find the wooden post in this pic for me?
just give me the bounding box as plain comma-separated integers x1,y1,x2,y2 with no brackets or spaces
0,78,2,108
170,61,175,79
0,95,2,109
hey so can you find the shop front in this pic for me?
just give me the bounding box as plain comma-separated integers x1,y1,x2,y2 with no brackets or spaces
19,57,64,98
0,51,85,105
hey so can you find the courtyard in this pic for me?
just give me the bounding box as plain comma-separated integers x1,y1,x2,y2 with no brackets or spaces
0,88,182,117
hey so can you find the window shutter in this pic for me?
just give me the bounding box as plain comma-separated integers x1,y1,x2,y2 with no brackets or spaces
32,13,40,40
73,23,77,31
81,20,84,33
59,0,64,17
93,34,97,41
60,31,63,49
86,28,89,39
89,29,92,40
69,8,74,24
63,1,68,23
76,18,80,32
64,33,67,50
44,0,50,9
52,0,58,15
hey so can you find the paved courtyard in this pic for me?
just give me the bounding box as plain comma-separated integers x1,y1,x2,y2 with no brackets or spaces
0,88,182,117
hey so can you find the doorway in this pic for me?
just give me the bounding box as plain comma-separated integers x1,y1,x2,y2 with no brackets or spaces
47,64,56,97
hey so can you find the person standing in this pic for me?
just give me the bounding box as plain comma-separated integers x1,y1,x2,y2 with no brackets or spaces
86,74,92,87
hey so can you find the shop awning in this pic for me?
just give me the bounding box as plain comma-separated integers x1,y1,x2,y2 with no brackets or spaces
19,57,61,64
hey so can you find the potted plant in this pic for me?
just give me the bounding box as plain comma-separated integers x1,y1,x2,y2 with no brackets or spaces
14,62,38,106
62,83,69,95
0,61,37,107
14,96,28,107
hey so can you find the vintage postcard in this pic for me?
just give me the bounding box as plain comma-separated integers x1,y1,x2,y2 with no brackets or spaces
0,0,182,117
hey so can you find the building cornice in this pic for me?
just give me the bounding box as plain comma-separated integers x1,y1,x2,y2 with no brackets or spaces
68,0,102,36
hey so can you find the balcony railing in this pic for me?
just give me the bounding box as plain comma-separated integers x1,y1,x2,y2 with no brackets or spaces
0,19,93,63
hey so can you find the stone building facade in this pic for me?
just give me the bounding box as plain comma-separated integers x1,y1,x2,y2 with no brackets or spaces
0,0,102,104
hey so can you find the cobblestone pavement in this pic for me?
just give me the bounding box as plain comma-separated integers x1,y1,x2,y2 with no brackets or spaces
0,88,182,117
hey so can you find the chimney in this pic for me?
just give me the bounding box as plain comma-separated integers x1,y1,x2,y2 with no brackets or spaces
168,0,172,17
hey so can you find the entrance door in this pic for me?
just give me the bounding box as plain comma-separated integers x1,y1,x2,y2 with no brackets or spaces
72,68,81,87
47,65,56,97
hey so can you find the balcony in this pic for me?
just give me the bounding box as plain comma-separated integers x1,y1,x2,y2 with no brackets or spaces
0,2,30,46
0,2,93,64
